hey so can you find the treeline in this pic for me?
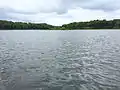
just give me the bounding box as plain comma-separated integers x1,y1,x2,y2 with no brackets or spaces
0,19,120,30
61,19,120,30
0,20,54,30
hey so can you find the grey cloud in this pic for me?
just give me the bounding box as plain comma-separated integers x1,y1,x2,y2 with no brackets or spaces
0,7,38,15
1,0,119,16
0,8,14,20
71,0,120,11
0,0,120,23
39,0,120,15
0,7,33,22
78,0,120,11
51,0,120,14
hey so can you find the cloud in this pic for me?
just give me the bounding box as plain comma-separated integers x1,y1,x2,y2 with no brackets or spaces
79,0,120,11
0,0,68,14
1,0,120,14
0,8,16,20
0,0,120,25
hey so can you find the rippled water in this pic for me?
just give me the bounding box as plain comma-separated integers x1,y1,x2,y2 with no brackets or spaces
0,30,120,90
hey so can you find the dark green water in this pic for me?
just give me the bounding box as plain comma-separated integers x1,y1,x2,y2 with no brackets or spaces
0,30,120,90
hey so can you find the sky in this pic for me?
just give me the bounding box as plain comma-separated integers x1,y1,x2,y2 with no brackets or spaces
0,0,120,25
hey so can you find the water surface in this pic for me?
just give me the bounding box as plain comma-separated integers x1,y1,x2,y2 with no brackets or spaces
0,30,120,90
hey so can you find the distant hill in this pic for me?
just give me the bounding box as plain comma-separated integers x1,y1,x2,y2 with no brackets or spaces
0,19,120,30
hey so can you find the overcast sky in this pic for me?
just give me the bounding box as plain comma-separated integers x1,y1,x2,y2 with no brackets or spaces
0,0,120,25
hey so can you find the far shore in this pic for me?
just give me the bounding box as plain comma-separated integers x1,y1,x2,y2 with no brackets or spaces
0,19,120,30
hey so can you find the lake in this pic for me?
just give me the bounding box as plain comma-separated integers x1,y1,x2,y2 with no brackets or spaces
0,30,120,90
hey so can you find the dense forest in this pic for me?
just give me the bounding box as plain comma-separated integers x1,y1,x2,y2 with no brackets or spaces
0,19,120,30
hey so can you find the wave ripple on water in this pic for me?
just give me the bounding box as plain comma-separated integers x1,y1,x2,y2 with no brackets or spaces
0,30,120,90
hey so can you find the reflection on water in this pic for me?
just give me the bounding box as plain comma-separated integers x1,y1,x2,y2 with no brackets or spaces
0,30,120,90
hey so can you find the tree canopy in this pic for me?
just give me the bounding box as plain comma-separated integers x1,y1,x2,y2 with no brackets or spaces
0,19,120,30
